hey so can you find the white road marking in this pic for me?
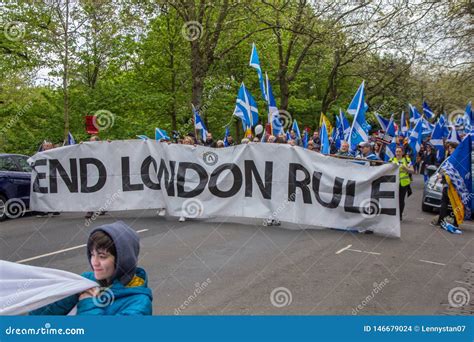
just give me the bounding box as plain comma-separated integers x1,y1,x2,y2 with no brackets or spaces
347,248,381,255
336,244,352,254
336,245,381,255
419,259,446,266
15,229,149,264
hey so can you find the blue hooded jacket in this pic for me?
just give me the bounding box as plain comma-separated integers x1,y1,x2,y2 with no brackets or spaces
30,221,153,315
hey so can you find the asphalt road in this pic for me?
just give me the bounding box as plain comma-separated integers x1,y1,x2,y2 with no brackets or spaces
1,174,473,315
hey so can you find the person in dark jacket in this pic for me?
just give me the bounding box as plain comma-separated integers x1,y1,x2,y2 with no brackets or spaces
30,221,153,315
421,144,437,182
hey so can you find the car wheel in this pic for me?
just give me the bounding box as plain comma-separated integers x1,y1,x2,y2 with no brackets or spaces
0,195,7,222
422,202,432,213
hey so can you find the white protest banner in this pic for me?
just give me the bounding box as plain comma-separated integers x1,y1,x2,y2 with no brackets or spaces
28,141,400,237
0,261,97,315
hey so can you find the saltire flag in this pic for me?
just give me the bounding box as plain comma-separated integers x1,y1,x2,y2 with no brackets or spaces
292,119,301,139
439,114,450,138
155,128,170,141
409,104,422,123
223,126,230,147
332,126,341,150
285,131,291,141
447,126,461,144
440,134,472,224
265,73,282,135
375,112,390,131
399,111,409,137
386,114,396,137
347,81,368,116
465,101,473,133
249,43,266,101
347,81,370,150
408,117,423,159
65,131,75,145
233,82,259,130
339,109,351,141
320,119,330,154
193,106,208,142
455,116,464,126
303,130,309,149
334,115,342,149
384,116,397,162
430,119,445,163
319,113,333,136
422,101,435,120
136,135,148,140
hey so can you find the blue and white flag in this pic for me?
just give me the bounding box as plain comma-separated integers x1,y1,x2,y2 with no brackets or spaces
223,126,230,147
447,126,461,144
233,82,259,129
303,130,309,149
285,131,291,142
334,115,343,149
440,134,472,221
66,132,75,145
430,119,445,163
347,81,368,116
265,73,282,135
422,101,435,120
339,109,351,141
320,120,330,154
249,43,266,101
292,119,301,139
439,114,450,138
409,104,422,123
136,135,148,140
408,118,423,158
193,106,208,142
347,81,370,150
464,101,472,134
399,111,409,137
375,112,390,131
386,115,396,137
155,128,170,141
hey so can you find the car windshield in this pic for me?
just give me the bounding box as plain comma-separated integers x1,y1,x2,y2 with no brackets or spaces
0,156,18,171
14,155,32,172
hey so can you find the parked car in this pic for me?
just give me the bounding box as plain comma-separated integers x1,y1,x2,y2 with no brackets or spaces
422,148,474,219
0,154,31,221
422,167,443,213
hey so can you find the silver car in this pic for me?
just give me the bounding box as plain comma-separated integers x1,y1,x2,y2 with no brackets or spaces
421,166,443,213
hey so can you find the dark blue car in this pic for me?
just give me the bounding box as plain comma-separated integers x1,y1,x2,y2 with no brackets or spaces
0,154,31,221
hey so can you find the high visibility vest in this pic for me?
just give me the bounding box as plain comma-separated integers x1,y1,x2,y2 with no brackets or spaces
391,157,411,187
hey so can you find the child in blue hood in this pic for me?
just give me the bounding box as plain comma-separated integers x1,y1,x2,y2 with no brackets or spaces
30,221,153,315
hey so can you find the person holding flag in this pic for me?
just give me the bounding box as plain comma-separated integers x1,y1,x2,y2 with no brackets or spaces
435,135,472,233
